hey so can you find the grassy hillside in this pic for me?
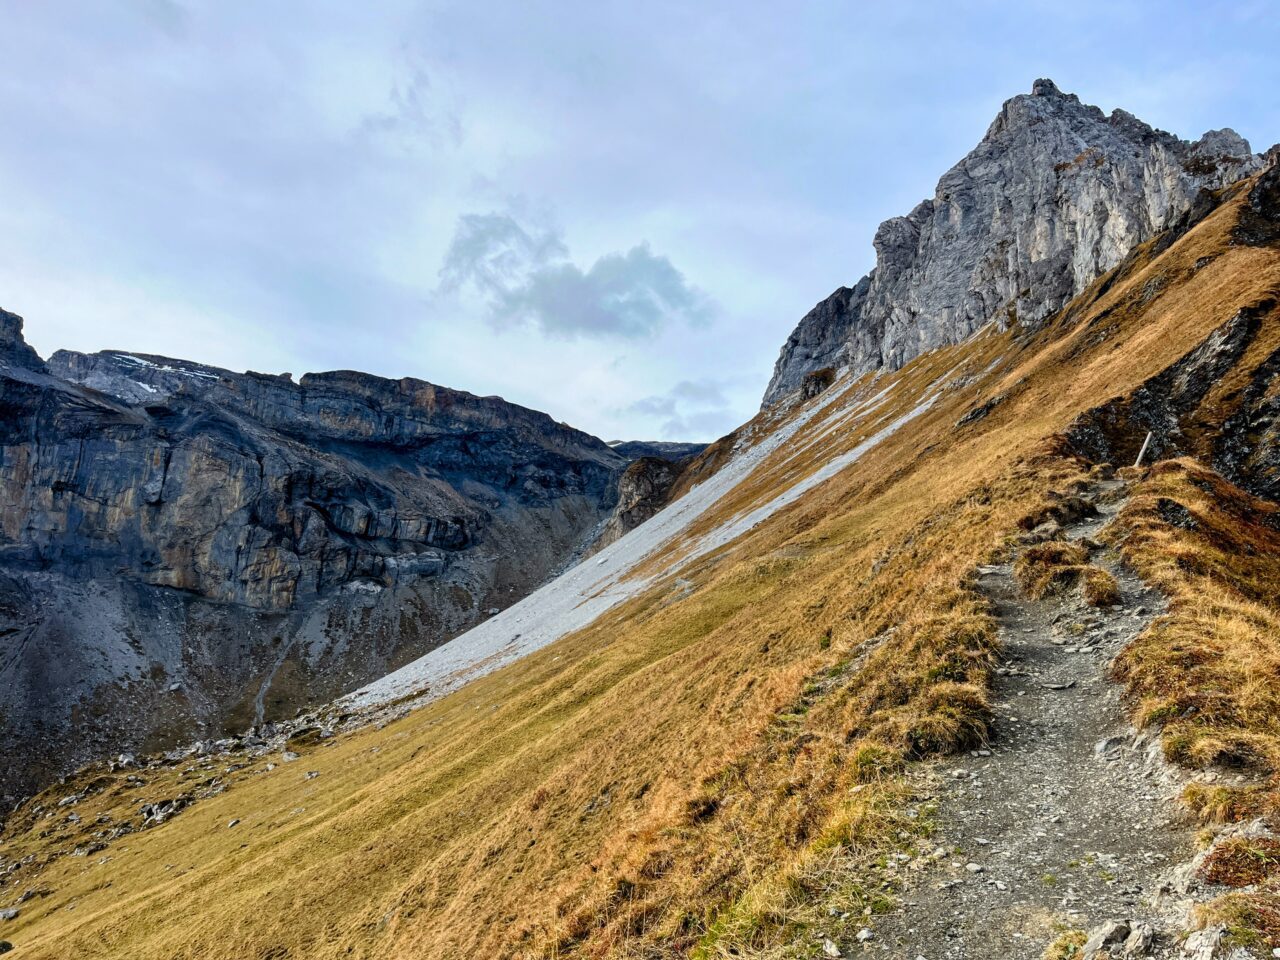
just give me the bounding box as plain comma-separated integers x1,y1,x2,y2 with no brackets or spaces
2,174,1279,958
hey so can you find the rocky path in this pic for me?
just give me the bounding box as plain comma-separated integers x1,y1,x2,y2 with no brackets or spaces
867,481,1196,959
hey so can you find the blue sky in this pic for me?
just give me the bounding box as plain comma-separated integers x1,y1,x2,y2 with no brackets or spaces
1,2,1276,440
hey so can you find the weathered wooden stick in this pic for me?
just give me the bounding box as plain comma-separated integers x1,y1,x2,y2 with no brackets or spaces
1133,431,1153,467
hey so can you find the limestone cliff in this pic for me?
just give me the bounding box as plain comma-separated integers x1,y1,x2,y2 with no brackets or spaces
0,318,629,804
763,79,1265,405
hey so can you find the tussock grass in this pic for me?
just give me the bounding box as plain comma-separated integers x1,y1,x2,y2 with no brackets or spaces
1081,568,1121,608
1014,541,1090,598
1042,928,1087,960
1199,894,1280,951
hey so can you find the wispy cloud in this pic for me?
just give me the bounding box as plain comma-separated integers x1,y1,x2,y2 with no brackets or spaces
438,210,713,339
358,47,462,151
623,377,738,440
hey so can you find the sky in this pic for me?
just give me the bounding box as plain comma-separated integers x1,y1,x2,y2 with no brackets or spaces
1,2,1277,441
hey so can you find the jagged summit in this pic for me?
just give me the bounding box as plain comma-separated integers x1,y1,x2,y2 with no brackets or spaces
762,81,1264,406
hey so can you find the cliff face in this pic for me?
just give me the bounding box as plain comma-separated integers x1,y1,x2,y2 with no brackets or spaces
763,79,1265,405
0,319,628,804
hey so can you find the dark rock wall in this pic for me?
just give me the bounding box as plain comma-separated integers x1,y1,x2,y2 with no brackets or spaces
0,318,627,805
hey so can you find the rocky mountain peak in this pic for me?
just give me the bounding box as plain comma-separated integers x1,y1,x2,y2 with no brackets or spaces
0,307,46,372
763,82,1264,406
1030,77,1063,97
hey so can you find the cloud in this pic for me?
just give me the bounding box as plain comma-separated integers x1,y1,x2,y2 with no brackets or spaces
358,48,463,151
438,210,712,339
623,377,738,440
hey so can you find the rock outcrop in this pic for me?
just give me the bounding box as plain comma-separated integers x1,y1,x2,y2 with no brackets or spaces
763,79,1264,406
0,316,632,805
593,456,687,550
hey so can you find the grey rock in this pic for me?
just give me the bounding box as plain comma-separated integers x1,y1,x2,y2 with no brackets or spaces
1123,922,1155,956
764,80,1261,406
1182,925,1225,960
0,322,643,805
281,751,300,763
606,440,707,461
0,910,15,922
1084,920,1130,957
0,940,10,954
593,455,687,551
0,308,44,372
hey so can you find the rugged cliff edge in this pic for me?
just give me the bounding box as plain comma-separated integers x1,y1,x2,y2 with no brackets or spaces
763,79,1266,406
0,316,638,805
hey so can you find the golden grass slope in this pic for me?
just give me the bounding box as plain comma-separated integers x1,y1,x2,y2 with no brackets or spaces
1,176,1279,958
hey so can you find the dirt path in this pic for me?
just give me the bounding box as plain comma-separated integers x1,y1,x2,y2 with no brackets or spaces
866,481,1196,959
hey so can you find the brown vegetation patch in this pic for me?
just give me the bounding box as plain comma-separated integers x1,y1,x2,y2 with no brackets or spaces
1081,568,1121,607
1200,837,1280,888
1014,541,1090,598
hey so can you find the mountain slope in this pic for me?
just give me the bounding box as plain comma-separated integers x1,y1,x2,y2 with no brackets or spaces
0,332,631,805
2,143,1277,959
763,79,1264,406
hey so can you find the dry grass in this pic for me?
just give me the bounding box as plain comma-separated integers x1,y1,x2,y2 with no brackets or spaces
1199,894,1280,951
1,160,1277,960
1111,460,1280,777
1014,541,1090,598
1081,568,1121,608
1042,928,1087,960
1110,460,1280,948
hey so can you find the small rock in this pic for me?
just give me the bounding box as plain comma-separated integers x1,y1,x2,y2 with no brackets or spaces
0,910,16,922
0,941,11,954
281,751,300,763
822,937,842,957
304,771,319,781
856,927,874,942
1123,921,1154,956
965,862,984,873
1182,925,1225,960
227,819,240,828
1083,920,1130,956
1095,736,1127,759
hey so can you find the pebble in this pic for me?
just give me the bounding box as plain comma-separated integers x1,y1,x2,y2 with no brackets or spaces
0,910,16,922
227,819,240,828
